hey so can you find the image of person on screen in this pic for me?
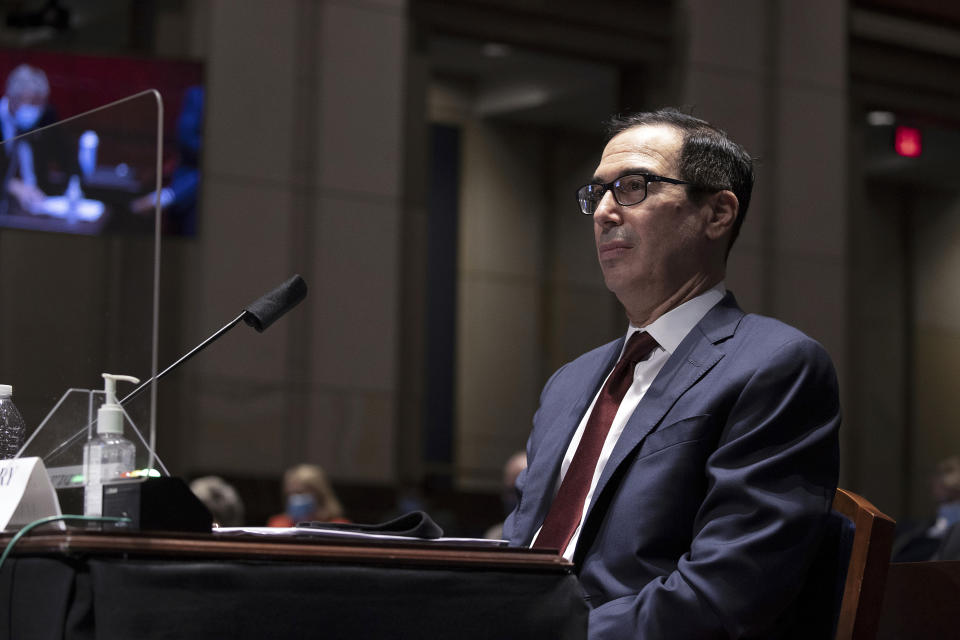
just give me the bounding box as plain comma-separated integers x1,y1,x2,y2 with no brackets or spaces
503,109,840,639
0,64,59,212
131,86,203,235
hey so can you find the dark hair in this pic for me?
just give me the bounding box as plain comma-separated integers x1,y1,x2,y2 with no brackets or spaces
606,109,754,253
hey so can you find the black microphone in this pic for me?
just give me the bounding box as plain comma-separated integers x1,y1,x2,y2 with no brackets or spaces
120,274,308,405
242,273,308,332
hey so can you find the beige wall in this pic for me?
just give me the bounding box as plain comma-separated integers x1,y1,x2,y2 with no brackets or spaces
455,121,546,488
913,191,960,514
168,0,408,484
847,172,909,517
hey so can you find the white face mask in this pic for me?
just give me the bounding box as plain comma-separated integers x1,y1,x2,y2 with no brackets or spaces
13,103,41,131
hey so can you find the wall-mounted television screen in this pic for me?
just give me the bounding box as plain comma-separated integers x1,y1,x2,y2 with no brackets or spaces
0,48,203,236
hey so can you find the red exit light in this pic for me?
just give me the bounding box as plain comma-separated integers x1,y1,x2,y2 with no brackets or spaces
895,126,922,157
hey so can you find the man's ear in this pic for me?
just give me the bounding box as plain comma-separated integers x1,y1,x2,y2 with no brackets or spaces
704,190,738,241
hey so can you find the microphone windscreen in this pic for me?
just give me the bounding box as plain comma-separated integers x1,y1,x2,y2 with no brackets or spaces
243,274,308,332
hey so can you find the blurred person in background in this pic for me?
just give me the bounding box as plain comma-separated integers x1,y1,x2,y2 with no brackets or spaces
892,455,960,561
0,64,58,211
267,463,348,527
484,451,527,540
189,475,245,528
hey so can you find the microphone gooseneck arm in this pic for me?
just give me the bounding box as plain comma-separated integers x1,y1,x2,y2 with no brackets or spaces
120,274,307,405
37,274,308,466
119,273,307,407
119,311,247,407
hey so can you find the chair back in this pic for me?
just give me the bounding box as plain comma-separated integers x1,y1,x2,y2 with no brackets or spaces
792,488,894,640
831,488,896,640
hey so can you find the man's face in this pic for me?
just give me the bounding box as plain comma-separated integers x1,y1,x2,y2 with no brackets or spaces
7,90,45,114
592,124,712,309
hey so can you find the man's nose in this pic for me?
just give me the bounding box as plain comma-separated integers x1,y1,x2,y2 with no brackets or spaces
593,190,622,226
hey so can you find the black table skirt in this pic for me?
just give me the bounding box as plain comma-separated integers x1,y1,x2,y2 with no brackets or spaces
2,555,588,639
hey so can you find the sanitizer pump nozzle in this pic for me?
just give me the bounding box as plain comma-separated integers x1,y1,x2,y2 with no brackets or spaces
97,373,139,435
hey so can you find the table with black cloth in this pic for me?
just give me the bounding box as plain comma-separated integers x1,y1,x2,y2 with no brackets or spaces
0,529,587,639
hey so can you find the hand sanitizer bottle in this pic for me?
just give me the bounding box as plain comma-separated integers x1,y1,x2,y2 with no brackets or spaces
83,373,139,517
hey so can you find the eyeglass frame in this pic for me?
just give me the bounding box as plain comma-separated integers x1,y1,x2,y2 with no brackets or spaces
576,173,691,215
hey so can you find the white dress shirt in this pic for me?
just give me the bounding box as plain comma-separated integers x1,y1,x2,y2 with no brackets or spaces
532,282,726,560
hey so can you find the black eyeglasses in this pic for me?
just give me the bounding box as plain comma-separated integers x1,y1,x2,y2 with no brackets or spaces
576,173,690,215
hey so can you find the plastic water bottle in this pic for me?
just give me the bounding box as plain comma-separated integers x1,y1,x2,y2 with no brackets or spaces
0,384,27,459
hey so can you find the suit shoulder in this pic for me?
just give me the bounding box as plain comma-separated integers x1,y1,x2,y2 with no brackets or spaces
736,313,822,344
730,313,835,366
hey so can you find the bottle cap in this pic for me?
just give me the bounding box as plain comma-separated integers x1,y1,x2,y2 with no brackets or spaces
0,384,12,398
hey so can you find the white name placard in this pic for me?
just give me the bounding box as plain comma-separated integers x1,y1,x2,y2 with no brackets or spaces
0,456,62,532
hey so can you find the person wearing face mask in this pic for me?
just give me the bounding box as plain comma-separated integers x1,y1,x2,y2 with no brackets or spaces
0,64,57,211
267,463,350,528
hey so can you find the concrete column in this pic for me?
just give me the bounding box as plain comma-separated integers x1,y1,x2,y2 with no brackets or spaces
308,0,407,483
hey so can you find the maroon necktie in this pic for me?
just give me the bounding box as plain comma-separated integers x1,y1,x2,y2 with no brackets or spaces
533,331,659,552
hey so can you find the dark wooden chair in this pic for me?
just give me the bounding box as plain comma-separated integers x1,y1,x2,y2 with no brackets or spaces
831,488,896,640
794,488,895,639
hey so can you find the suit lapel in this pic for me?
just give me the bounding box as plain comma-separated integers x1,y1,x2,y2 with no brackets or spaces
516,338,624,543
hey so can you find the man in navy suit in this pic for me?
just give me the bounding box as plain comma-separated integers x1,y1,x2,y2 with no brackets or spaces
504,109,840,639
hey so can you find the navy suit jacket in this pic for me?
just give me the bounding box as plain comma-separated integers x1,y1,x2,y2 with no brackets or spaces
504,293,840,639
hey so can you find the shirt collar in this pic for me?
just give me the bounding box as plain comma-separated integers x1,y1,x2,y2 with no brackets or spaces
623,282,726,356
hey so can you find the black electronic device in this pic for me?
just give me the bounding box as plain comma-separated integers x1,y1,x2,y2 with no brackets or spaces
102,476,212,533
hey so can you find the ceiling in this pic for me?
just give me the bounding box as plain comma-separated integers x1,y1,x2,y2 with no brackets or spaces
427,34,619,132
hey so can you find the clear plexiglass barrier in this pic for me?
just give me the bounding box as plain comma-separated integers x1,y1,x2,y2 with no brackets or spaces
0,90,164,512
